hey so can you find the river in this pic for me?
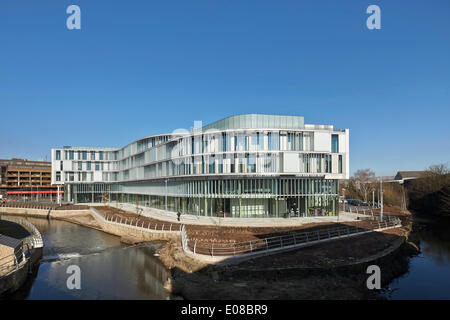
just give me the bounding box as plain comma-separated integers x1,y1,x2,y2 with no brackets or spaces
3,216,170,300
382,216,450,299
3,214,450,300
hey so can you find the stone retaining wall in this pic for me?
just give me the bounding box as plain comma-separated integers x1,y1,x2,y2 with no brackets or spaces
0,207,91,219
0,247,42,297
90,208,181,242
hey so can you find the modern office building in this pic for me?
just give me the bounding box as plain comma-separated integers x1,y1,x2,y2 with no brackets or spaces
51,114,349,218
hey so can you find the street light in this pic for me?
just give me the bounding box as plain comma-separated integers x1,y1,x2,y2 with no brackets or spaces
372,188,375,208
339,187,346,223
380,177,384,221
165,178,168,214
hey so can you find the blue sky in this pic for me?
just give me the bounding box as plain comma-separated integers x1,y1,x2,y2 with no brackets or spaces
0,0,449,176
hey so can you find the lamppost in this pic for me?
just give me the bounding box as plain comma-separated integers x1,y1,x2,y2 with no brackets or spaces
339,187,346,223
372,188,375,208
165,178,168,214
380,177,384,221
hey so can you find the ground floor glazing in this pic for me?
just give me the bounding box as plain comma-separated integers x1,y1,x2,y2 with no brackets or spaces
64,178,339,218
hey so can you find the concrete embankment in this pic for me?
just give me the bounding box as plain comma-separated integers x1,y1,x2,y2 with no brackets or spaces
1,206,182,245
0,206,91,219
0,247,42,297
90,208,181,243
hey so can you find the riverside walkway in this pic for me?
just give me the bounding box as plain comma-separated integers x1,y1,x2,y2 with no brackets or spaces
84,202,361,227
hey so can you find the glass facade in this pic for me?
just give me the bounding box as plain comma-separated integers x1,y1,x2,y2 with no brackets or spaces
54,114,348,218
68,178,338,217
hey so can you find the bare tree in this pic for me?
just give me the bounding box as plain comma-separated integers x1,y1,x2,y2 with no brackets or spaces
352,169,376,203
407,163,450,216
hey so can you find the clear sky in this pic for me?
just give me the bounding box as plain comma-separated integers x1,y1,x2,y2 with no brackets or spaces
0,0,449,176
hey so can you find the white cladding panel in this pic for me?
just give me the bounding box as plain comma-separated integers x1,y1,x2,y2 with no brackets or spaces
93,171,102,182
283,152,300,173
314,132,331,152
338,134,346,153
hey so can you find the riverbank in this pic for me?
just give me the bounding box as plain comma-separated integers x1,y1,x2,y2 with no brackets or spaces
165,224,417,299
1,203,415,299
0,219,43,297
158,209,414,299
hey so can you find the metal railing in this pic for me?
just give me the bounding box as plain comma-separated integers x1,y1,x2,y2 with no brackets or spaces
90,207,182,233
181,215,401,258
0,252,22,277
0,216,44,249
342,204,382,216
0,223,41,278
0,202,56,210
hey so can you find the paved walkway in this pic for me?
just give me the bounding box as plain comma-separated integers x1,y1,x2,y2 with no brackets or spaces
81,203,361,227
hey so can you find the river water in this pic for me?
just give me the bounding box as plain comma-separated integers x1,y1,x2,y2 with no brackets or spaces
3,214,450,300
382,216,450,299
3,216,170,300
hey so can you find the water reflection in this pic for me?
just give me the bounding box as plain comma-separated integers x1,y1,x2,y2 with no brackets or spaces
1,215,170,300
384,216,450,300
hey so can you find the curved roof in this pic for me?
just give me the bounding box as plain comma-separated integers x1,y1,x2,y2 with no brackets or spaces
202,114,305,131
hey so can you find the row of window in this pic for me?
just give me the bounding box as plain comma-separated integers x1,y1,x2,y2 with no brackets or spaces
55,131,342,166
55,153,344,183
70,178,339,197
55,150,112,161
57,161,106,171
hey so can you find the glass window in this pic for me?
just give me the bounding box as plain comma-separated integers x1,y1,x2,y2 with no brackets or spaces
78,162,82,171
99,151,104,160
91,151,96,160
69,151,74,160
338,155,343,173
55,150,61,160
222,133,226,152
87,162,91,170
332,135,339,153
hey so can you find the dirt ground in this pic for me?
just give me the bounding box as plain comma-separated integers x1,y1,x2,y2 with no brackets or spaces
168,225,416,300
95,206,384,247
